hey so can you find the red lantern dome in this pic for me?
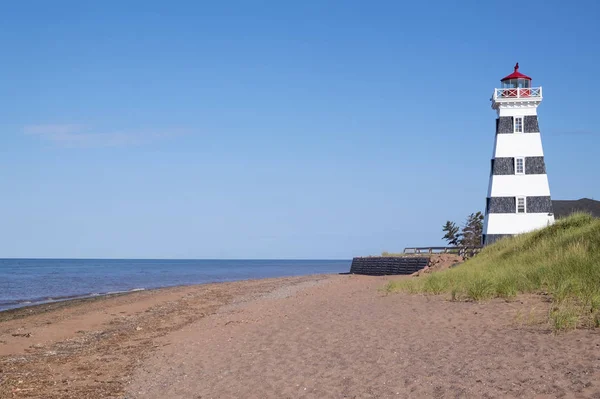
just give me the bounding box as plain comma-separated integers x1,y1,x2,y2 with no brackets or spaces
501,63,532,82
500,63,532,92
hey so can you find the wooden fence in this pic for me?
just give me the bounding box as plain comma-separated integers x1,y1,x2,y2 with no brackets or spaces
402,246,482,258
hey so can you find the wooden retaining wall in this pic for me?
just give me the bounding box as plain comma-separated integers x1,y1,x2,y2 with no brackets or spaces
349,256,430,276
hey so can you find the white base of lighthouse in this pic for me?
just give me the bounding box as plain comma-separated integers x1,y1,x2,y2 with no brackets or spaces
485,213,554,236
482,82,554,246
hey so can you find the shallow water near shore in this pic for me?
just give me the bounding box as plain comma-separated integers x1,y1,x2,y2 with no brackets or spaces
0,258,350,311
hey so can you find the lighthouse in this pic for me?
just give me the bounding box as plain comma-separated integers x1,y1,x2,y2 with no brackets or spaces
482,63,554,245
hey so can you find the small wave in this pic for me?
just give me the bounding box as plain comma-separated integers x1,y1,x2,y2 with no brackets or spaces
106,290,127,295
45,293,93,302
1,287,148,312
105,288,145,295
0,300,22,306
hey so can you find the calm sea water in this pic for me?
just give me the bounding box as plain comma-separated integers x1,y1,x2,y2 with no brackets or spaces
0,259,350,312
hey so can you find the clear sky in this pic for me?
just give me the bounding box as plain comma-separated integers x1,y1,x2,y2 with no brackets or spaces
1,0,599,259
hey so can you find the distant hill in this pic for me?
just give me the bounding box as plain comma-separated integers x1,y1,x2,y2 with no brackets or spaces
553,198,600,218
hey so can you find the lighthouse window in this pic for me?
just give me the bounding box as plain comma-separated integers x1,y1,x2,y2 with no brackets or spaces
516,196,526,213
514,117,523,133
515,157,525,174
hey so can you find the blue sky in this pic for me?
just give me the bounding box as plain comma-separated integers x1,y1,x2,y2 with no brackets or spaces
1,0,599,259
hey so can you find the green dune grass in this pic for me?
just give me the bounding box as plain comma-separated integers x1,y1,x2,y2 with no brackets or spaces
386,213,600,331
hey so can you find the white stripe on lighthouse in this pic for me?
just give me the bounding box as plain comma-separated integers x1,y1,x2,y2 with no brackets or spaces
494,133,545,157
485,214,553,235
488,175,551,197
498,108,539,117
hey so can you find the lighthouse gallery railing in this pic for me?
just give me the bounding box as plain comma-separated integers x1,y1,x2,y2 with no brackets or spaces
493,87,542,100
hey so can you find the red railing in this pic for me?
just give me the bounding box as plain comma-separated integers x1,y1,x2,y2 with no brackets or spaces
494,87,541,99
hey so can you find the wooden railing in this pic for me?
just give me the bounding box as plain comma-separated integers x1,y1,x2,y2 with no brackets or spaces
402,246,482,257
493,87,542,100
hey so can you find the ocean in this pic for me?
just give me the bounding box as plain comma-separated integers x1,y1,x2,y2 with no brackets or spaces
0,258,350,312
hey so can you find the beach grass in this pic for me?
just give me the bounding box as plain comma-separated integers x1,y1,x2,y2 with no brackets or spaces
386,213,600,331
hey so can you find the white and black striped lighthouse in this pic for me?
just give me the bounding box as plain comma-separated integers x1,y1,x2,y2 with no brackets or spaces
482,63,554,245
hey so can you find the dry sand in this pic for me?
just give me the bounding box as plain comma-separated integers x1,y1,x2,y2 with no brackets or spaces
1,274,600,398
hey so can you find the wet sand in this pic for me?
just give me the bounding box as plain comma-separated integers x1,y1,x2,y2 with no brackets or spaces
2,274,600,398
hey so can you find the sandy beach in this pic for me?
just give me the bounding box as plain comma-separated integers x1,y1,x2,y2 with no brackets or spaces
2,274,600,398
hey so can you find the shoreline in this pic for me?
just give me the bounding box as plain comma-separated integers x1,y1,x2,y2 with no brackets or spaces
0,270,348,317
0,273,338,322
0,258,351,315
0,288,147,316
0,288,149,322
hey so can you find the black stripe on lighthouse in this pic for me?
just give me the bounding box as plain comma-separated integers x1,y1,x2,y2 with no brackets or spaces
496,117,513,134
486,196,553,213
490,157,547,175
487,197,516,213
524,116,539,132
526,196,554,213
496,116,540,134
483,234,511,245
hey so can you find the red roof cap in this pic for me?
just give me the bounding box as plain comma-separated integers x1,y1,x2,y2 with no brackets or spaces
501,63,532,81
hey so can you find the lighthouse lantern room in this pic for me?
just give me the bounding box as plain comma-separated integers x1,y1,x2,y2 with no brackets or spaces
482,63,554,245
